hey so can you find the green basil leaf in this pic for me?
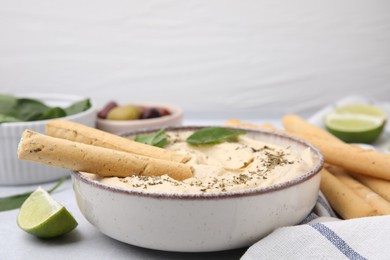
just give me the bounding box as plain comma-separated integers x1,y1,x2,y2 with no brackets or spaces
64,99,91,116
0,177,66,212
186,127,246,145
134,128,168,148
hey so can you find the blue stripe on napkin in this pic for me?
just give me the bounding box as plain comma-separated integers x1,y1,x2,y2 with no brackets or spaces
317,194,333,215
310,223,367,260
300,212,318,224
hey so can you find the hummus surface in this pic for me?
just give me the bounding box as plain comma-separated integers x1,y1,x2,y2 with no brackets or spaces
82,131,316,194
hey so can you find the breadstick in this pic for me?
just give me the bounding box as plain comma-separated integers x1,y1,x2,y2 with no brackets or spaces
46,120,190,163
285,129,390,181
353,174,390,202
282,114,342,143
18,130,193,181
225,119,277,130
326,165,390,215
320,168,377,219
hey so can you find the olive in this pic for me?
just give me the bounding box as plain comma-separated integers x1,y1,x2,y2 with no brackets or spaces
106,105,141,120
142,107,162,119
97,101,118,119
158,107,171,116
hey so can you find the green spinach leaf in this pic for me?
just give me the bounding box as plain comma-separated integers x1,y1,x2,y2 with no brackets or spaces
0,94,91,123
64,99,91,116
0,94,18,114
0,177,66,212
38,107,67,120
186,127,246,145
14,98,51,121
0,114,21,123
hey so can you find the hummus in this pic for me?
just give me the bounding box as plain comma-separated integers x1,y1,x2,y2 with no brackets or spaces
82,131,316,194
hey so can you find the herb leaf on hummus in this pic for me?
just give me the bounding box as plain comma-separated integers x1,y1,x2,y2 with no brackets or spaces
186,127,246,145
135,128,168,148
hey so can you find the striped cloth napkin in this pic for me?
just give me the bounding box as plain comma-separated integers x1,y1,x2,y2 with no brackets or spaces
241,193,390,259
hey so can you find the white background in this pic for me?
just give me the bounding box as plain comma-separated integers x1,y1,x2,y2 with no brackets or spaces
1,3,390,258
1,0,390,120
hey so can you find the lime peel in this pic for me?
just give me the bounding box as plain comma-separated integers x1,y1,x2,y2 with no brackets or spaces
324,104,387,144
325,113,384,131
17,187,78,238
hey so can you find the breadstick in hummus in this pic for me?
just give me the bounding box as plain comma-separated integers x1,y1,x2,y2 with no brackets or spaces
18,130,193,181
353,174,390,202
320,168,377,219
282,114,342,143
326,165,390,215
46,120,190,163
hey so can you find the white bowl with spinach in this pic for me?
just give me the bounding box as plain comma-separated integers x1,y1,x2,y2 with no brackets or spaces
0,93,96,185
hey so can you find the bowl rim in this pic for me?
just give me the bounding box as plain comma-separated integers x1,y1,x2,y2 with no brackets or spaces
0,93,96,126
71,126,324,200
95,102,182,126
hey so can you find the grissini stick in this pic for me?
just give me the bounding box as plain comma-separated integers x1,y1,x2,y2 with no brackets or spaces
281,115,390,180
320,168,377,219
353,174,390,202
46,120,190,163
284,129,390,181
225,119,276,131
282,114,342,143
326,165,390,215
18,130,193,181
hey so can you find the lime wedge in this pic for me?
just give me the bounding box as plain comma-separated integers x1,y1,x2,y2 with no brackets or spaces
324,104,387,143
17,187,78,238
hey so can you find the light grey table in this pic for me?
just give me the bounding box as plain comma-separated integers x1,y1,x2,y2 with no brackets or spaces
0,178,248,260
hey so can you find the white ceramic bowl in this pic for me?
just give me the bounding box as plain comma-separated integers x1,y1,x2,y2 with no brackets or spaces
96,103,183,134
0,93,96,185
71,126,323,252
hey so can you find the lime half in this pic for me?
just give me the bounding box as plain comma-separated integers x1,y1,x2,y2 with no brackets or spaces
17,187,78,238
324,104,387,143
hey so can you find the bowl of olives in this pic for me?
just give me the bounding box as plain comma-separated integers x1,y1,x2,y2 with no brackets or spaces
96,102,183,134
